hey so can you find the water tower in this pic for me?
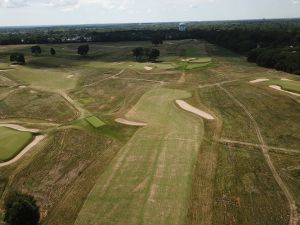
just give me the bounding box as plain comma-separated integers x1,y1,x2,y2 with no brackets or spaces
179,23,187,32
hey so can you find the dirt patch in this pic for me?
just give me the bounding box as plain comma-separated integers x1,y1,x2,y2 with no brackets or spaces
176,100,214,120
281,78,293,81
269,85,300,97
115,118,147,126
250,78,269,83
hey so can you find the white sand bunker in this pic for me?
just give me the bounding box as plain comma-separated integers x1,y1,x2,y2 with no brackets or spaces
115,118,147,126
281,78,292,81
181,58,197,62
176,100,214,120
67,75,74,79
0,135,45,168
144,66,153,71
18,85,27,89
0,123,39,133
250,78,269,83
269,85,300,97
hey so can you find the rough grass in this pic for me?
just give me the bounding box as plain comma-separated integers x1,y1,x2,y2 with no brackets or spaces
0,128,116,224
0,88,77,123
75,88,204,225
0,127,32,162
212,145,289,225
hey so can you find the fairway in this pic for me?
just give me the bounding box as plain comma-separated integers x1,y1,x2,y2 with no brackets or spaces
75,88,204,225
0,127,33,162
85,116,105,128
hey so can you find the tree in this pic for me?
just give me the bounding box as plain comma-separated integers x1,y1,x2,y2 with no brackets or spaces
132,47,144,61
31,46,42,55
152,37,163,46
148,49,160,61
4,192,40,225
50,48,56,55
10,53,25,65
77,45,89,56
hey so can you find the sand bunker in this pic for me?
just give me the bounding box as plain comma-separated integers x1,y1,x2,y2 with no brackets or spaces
250,78,269,83
176,100,214,120
0,135,45,167
67,75,74,79
269,85,300,97
144,66,153,71
115,118,147,126
281,78,292,81
181,58,197,62
0,124,39,133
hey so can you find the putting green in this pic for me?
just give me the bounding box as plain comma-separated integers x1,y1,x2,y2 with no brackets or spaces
0,127,33,162
269,80,300,94
85,116,105,128
75,88,204,225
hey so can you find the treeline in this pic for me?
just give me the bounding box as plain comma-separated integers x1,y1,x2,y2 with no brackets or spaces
201,29,300,75
1,20,300,75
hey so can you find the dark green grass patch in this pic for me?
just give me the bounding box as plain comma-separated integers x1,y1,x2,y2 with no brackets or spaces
0,127,33,162
85,116,105,128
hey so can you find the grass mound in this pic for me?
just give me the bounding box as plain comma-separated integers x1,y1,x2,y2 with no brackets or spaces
0,127,33,162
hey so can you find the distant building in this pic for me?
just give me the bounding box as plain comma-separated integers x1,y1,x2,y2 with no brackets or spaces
179,23,187,32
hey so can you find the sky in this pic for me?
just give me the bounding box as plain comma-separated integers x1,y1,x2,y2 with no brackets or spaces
0,0,299,26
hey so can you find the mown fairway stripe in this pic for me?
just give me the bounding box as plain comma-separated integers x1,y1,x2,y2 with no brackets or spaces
75,89,204,225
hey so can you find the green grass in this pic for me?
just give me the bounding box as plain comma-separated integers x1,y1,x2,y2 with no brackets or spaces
75,88,204,225
85,116,105,128
268,80,300,94
5,67,77,92
0,127,33,162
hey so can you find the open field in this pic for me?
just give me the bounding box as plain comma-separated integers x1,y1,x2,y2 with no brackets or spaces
0,39,299,225
0,127,32,162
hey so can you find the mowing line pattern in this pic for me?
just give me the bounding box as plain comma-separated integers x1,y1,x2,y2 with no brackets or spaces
75,88,204,225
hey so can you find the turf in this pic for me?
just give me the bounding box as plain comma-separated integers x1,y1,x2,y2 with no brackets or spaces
0,127,32,162
75,88,204,225
268,80,300,93
85,116,105,128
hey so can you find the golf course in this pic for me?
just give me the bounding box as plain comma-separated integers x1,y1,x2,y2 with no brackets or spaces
0,39,299,225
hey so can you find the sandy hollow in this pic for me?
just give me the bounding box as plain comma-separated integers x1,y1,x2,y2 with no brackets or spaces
281,78,293,81
67,75,74,79
250,78,269,83
0,123,39,133
0,135,45,167
115,118,147,126
144,66,153,71
269,85,300,97
176,100,214,120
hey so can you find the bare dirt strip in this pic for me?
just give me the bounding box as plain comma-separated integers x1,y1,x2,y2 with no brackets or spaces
218,84,298,225
0,123,39,133
219,138,300,154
